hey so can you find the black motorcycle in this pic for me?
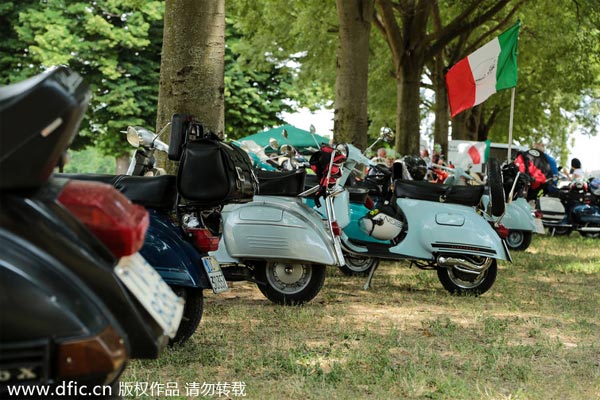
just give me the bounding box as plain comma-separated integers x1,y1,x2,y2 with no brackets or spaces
0,67,180,396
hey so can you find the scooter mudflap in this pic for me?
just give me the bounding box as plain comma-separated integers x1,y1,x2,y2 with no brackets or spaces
201,256,229,293
115,253,184,338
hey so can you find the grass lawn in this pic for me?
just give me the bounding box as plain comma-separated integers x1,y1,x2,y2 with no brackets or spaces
122,234,600,399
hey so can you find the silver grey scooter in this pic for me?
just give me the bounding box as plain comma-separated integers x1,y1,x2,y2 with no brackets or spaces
210,145,347,305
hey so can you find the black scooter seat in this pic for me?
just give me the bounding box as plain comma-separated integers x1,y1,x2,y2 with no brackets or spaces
255,169,306,196
394,179,484,207
56,173,176,209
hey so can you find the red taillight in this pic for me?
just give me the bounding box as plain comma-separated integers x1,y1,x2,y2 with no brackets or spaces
364,196,375,210
495,224,510,239
56,326,127,383
331,221,342,236
534,210,543,219
57,180,149,257
186,228,220,252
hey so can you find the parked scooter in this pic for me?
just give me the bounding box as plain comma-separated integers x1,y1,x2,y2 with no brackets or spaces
235,138,281,171
60,120,231,344
307,131,511,295
0,67,180,394
538,178,600,238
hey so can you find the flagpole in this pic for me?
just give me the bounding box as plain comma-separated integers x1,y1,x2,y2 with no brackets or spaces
507,87,516,162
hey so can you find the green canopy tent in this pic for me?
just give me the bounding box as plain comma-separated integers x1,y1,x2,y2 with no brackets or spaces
237,124,330,154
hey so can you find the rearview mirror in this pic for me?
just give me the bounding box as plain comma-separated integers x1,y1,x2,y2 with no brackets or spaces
268,138,280,150
282,129,288,139
126,126,156,148
125,126,169,152
380,127,394,142
280,144,294,155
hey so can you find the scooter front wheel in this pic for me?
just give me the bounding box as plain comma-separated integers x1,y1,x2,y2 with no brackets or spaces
505,230,533,251
256,262,326,305
436,257,497,295
339,255,380,276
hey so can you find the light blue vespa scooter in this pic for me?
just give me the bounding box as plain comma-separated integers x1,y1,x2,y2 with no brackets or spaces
307,134,511,295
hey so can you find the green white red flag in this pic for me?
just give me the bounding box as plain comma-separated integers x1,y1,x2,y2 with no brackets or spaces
446,21,520,117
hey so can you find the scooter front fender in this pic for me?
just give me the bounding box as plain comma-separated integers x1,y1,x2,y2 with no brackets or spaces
395,198,512,262
216,196,340,266
140,209,211,289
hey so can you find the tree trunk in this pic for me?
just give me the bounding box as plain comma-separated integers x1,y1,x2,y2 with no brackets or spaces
395,59,423,156
334,0,374,151
432,55,449,157
451,106,482,142
156,0,225,171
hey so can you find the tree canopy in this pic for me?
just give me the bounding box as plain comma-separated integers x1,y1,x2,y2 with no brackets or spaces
1,0,299,160
2,0,598,166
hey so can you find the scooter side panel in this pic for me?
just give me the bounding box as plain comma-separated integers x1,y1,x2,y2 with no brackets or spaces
394,199,511,261
0,231,108,341
218,196,337,265
140,209,211,289
572,203,600,225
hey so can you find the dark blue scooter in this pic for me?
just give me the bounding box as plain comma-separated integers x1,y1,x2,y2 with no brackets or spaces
59,124,229,344
538,179,600,238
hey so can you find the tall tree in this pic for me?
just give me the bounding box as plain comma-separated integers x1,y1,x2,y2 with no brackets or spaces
446,0,600,166
334,0,375,149
157,0,225,140
373,0,519,156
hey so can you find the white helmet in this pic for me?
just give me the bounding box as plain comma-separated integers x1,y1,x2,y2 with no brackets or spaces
359,209,403,240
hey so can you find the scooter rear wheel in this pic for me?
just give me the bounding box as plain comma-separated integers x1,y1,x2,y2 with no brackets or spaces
169,287,203,345
436,257,497,295
339,255,380,276
256,262,326,305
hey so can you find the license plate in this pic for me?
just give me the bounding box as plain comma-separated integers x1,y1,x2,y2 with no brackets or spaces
115,253,184,338
534,218,546,234
201,256,229,293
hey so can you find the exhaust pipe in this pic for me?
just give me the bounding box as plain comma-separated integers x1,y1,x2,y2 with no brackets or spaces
437,256,493,275
579,226,600,232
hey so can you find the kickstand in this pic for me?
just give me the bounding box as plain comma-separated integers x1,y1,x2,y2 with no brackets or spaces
363,263,379,290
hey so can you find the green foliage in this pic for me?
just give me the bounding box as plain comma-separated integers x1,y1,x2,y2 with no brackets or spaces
4,0,164,156
228,0,338,109
2,2,298,161
63,147,117,174
224,22,297,139
482,0,600,163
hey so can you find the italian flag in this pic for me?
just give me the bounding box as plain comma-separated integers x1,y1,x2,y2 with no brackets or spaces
446,21,520,117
